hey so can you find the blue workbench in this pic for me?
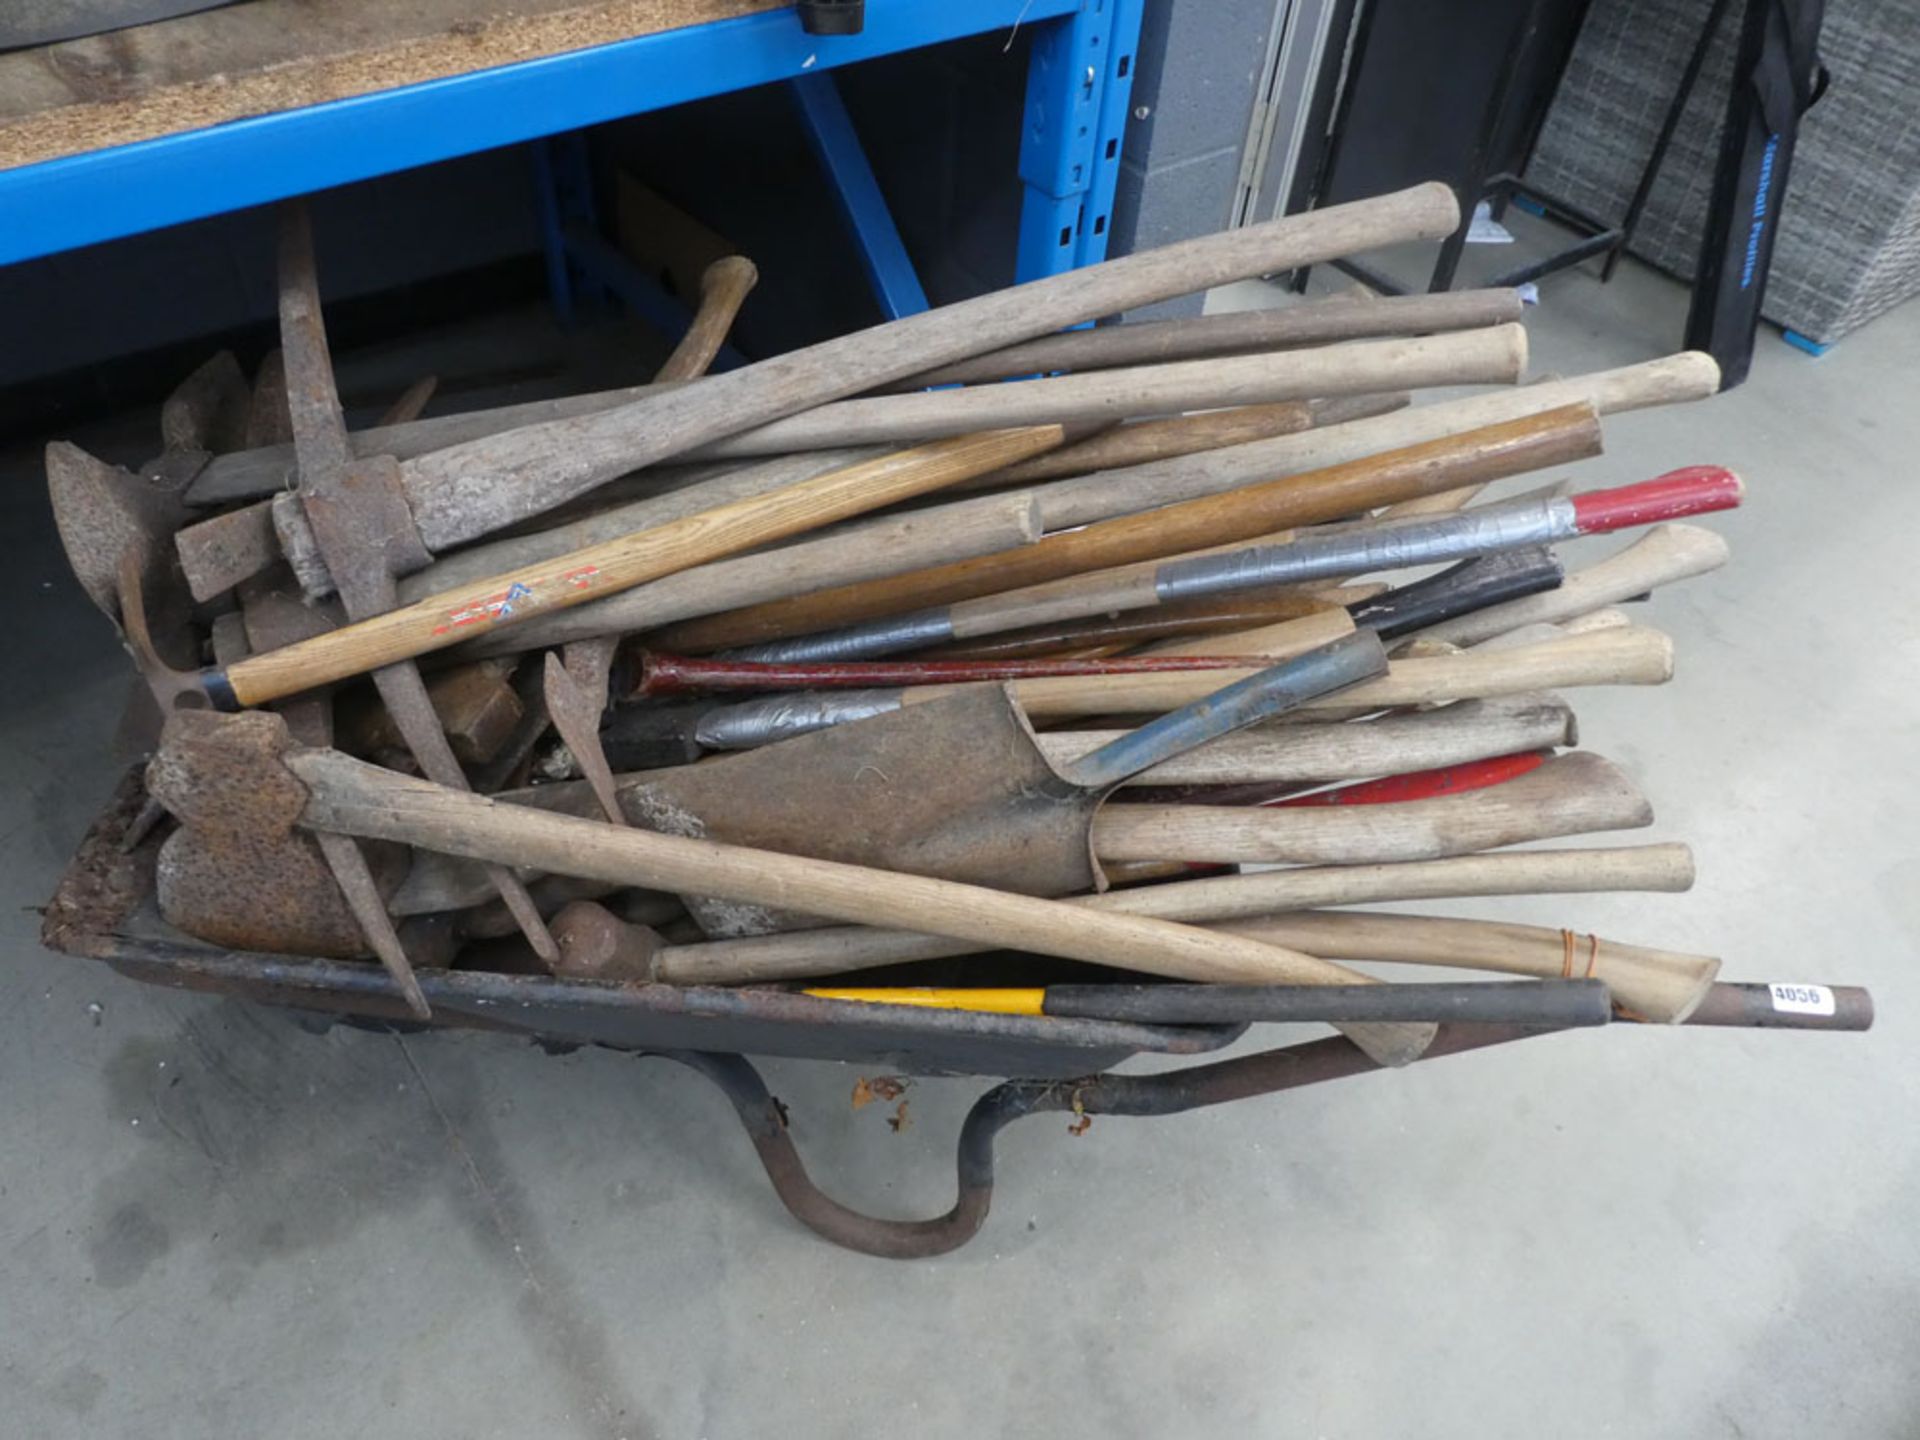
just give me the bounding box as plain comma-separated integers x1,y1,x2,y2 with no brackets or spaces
0,0,1143,316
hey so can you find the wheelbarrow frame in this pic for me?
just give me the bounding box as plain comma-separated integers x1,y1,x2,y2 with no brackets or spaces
40,767,1870,1257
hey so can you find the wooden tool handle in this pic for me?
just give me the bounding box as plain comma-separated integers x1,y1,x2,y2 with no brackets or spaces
1038,692,1577,787
656,402,1602,654
949,401,1315,490
461,491,1044,656
285,746,1432,1066
654,256,759,382
898,287,1526,389
903,609,1353,707
916,589,1357,661
1221,910,1719,1023
635,651,1264,695
925,624,1672,718
405,448,880,602
399,183,1463,551
1131,608,1356,660
215,428,1061,706
1090,751,1651,864
1414,523,1731,648
649,844,1696,986
688,325,1529,460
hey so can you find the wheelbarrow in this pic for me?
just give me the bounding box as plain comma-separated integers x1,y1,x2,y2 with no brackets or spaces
42,765,1874,1258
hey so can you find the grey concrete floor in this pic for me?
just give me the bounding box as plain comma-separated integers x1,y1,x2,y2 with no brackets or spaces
3,242,1916,1438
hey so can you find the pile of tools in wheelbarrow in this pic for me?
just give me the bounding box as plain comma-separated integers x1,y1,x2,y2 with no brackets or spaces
41,181,1872,1257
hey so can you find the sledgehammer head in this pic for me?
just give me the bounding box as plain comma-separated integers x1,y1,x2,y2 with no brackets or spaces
147,711,394,958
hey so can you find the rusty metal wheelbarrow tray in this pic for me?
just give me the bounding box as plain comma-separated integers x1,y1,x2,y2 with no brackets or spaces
42,767,1243,1080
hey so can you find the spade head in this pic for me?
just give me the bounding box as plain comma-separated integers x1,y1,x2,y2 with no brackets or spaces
621,685,1111,938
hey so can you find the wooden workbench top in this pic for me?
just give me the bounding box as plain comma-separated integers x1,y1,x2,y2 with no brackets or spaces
0,0,783,171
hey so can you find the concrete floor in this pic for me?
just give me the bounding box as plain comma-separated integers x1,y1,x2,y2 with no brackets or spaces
3,242,1916,1438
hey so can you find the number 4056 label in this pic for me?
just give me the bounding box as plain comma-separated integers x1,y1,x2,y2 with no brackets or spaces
1769,983,1835,1016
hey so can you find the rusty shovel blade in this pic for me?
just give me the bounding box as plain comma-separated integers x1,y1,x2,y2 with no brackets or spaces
623,632,1389,937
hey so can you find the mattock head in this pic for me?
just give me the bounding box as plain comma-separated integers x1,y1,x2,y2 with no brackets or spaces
146,711,398,961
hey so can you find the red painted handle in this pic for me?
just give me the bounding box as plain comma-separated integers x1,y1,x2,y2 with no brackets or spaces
1570,465,1744,535
636,651,1266,696
1128,751,1546,808
1267,751,1546,808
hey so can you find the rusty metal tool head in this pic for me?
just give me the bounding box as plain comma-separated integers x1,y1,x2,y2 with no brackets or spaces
542,645,624,825
265,199,557,967
48,441,192,642
622,630,1389,937
549,900,663,981
144,710,421,1010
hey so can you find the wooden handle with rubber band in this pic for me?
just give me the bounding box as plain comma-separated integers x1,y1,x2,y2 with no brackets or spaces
1219,911,1720,1023
646,843,1697,988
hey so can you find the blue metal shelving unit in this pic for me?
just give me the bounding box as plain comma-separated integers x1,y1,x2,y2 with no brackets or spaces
0,0,1143,307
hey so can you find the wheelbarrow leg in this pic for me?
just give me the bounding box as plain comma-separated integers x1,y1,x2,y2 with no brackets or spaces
650,1023,1557,1259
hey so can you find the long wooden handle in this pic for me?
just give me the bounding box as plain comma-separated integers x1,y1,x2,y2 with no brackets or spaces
1090,750,1651,864
897,287,1525,389
656,402,1603,653
691,624,1666,748
950,401,1315,490
1037,692,1577,786
1132,609,1356,660
1414,523,1731,647
402,448,878,602
684,326,1528,460
915,588,1362,660
398,691,1582,902
648,844,1696,987
935,625,1673,718
284,746,1432,1066
655,256,758,382
215,428,1061,706
457,490,1044,656
395,183,1462,550
1221,911,1719,1023
900,610,1356,708
928,351,1720,573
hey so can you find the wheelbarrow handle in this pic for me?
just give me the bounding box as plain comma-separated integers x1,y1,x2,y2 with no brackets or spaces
1052,629,1390,791
663,979,1871,1258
